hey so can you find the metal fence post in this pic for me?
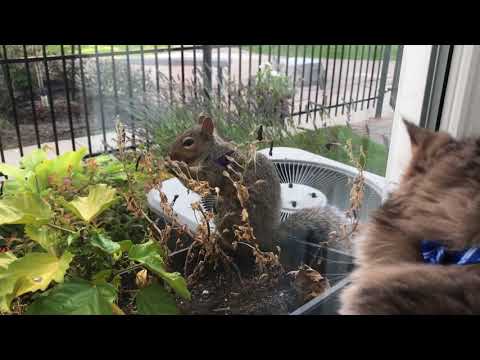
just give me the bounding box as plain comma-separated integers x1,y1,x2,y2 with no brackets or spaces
375,45,392,118
202,45,212,96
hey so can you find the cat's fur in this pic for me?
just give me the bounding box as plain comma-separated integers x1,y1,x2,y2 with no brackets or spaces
339,120,480,314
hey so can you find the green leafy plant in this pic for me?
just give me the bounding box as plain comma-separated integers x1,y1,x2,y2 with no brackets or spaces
0,146,189,315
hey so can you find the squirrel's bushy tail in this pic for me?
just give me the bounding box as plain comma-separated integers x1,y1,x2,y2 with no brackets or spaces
274,206,353,270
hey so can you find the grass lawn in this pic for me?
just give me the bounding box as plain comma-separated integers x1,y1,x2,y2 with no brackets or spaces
261,125,388,176
247,45,399,61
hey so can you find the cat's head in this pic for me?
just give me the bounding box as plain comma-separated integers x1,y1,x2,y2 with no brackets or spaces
381,120,480,247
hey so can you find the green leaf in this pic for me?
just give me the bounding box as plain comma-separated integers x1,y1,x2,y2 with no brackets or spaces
33,148,87,190
91,269,112,284
0,252,16,270
136,283,179,315
0,251,73,312
26,278,117,315
25,225,64,256
0,193,52,225
118,240,133,253
128,241,190,300
20,149,48,171
89,232,121,254
93,154,127,182
92,270,121,291
0,164,32,194
66,184,117,222
0,164,29,182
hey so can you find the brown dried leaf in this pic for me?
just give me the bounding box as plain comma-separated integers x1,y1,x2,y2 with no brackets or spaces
293,265,330,304
135,269,149,289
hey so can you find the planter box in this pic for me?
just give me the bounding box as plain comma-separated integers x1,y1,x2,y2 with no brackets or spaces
160,220,355,315
289,246,354,315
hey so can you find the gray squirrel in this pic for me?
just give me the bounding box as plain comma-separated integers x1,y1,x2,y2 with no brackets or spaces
166,115,282,255
165,115,352,267
274,206,353,270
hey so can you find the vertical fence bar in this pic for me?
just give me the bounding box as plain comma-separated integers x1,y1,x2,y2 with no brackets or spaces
276,45,281,69
216,46,221,101
258,45,263,67
341,45,352,115
94,45,107,151
375,45,392,118
202,45,212,97
60,45,76,150
1,45,23,156
0,133,4,162
125,45,135,146
154,45,160,105
305,45,315,123
267,45,272,63
0,46,5,160
322,45,331,118
285,45,290,76
355,45,366,112
248,46,252,111
361,45,372,110
313,45,324,123
227,46,232,110
70,45,76,101
167,45,173,104
248,45,252,89
290,45,299,118
77,45,92,154
390,45,404,109
193,45,197,99
23,45,41,148
238,45,242,94
42,45,60,155
297,46,307,124
180,45,185,103
334,45,345,116
373,45,384,107
140,45,146,95
367,45,378,109
328,45,338,116
349,45,359,109
110,46,119,116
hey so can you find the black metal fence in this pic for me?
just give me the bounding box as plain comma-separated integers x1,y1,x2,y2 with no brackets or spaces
0,45,401,163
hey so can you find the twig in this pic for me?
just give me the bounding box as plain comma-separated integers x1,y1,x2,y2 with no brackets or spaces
47,223,76,234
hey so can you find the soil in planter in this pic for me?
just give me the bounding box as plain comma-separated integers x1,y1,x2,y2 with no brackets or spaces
176,272,299,315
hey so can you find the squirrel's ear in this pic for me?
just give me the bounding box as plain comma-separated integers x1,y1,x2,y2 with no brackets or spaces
201,116,215,136
198,115,207,124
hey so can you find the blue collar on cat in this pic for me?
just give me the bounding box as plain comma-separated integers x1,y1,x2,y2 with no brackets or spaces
421,240,480,265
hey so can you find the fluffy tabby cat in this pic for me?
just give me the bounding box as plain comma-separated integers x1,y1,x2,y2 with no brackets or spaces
339,119,480,314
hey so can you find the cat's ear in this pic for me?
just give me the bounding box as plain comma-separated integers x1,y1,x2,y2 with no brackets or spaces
200,116,215,136
403,119,433,149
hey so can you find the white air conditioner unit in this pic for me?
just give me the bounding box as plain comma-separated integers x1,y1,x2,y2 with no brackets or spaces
147,147,386,233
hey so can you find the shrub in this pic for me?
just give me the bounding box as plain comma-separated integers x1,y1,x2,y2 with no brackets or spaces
0,147,188,315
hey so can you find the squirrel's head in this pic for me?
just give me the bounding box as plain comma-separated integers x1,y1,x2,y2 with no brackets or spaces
168,115,216,164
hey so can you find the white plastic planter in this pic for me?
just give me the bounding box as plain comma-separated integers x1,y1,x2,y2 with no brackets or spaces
147,147,387,232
